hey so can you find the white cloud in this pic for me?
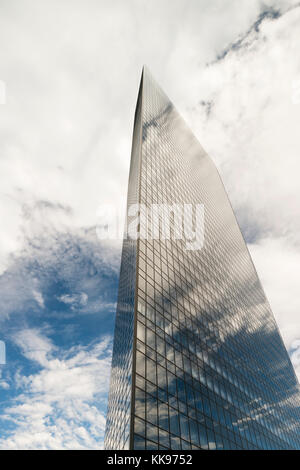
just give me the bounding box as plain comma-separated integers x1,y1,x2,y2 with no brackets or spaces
56,291,117,315
0,0,297,273
13,328,54,367
0,380,10,390
186,6,300,243
248,237,300,381
0,0,300,448
248,238,300,345
182,5,300,379
1,0,299,336
58,292,88,307
0,225,120,324
32,290,45,309
0,329,112,449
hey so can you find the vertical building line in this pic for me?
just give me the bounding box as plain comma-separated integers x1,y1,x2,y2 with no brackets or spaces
129,67,145,450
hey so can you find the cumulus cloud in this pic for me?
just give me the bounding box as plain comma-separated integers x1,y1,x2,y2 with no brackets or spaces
0,0,300,449
0,0,298,273
182,4,300,379
58,292,88,307
248,238,300,344
32,290,45,309
13,328,54,367
0,222,119,323
189,6,300,240
0,329,112,449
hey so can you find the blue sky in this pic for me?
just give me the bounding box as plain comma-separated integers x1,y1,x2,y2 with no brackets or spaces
0,229,119,448
1,0,300,449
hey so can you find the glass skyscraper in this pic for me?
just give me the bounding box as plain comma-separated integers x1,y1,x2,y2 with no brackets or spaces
104,67,300,450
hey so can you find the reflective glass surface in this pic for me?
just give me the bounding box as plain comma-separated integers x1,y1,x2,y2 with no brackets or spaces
104,78,143,450
106,67,300,450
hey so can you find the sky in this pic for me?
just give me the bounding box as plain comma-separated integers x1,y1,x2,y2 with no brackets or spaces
0,0,300,449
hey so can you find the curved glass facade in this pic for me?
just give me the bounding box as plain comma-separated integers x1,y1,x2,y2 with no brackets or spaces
105,67,300,450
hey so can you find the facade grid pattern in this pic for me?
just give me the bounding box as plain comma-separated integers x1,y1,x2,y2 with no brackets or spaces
105,67,300,450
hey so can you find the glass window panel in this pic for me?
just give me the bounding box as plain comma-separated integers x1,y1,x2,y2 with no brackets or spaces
186,385,195,408
166,342,174,362
136,351,145,377
158,387,168,403
215,433,224,450
157,364,167,390
210,401,219,422
137,298,146,315
156,336,165,356
146,422,158,443
202,396,211,418
134,434,145,450
137,321,145,343
181,439,191,450
198,423,208,449
169,407,180,436
207,428,216,450
170,436,181,450
134,417,145,437
159,428,170,448
136,374,145,389
179,414,190,442
176,377,186,403
189,418,199,446
147,357,157,384
135,387,145,419
158,402,169,432
146,394,158,426
146,304,155,322
174,350,183,369
146,327,156,349
146,440,158,450
167,371,177,396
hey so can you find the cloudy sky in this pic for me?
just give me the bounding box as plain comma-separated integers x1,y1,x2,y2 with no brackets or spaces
0,0,300,449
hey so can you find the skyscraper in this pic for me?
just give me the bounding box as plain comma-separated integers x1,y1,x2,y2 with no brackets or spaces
104,67,300,450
